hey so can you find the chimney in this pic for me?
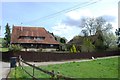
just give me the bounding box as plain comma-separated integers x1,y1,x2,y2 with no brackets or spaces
20,26,23,31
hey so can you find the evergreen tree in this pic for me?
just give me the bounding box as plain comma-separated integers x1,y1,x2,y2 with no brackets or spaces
94,30,106,51
4,23,11,47
60,38,66,44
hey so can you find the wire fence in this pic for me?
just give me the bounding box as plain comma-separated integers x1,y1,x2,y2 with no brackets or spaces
18,55,75,80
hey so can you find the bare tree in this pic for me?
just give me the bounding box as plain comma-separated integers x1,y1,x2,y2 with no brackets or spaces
80,17,113,36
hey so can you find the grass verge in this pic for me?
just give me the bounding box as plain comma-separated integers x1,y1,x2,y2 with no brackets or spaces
0,48,9,52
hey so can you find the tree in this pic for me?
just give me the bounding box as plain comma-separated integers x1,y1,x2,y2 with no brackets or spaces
80,17,113,51
54,35,67,51
54,35,67,43
4,23,11,47
60,37,67,44
80,17,112,36
104,32,117,48
94,30,105,51
81,38,95,52
115,28,120,47
95,17,112,33
80,17,96,36
81,29,88,36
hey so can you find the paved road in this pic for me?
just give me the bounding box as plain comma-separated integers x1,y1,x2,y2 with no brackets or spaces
0,61,2,80
0,61,10,80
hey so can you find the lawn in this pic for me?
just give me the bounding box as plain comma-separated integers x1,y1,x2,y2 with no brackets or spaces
9,56,119,78
0,38,3,48
0,48,8,52
0,38,3,43
0,38,9,52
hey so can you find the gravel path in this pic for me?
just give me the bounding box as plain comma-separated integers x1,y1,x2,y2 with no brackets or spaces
22,56,118,66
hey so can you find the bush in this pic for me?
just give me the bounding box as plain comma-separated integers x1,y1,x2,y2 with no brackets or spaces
38,48,43,52
70,44,77,53
9,44,22,52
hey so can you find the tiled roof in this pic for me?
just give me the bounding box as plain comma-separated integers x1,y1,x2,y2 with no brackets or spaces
68,35,98,46
11,26,59,44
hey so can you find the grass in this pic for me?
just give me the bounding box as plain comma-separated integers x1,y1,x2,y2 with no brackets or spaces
0,48,9,52
0,38,3,48
0,38,9,52
0,38,3,43
9,56,119,78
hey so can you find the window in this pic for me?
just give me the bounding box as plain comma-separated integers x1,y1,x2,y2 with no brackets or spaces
34,37,45,40
31,44,33,47
19,36,45,40
50,44,53,47
19,36,34,39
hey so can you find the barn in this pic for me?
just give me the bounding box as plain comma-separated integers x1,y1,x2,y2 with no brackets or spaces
11,26,60,51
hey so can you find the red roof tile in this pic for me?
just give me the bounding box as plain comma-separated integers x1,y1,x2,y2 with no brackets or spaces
11,26,59,44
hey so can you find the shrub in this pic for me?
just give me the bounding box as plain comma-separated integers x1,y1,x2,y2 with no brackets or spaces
38,48,42,52
70,44,77,53
9,44,22,52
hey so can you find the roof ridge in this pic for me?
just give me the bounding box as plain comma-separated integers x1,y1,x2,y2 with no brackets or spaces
13,25,45,29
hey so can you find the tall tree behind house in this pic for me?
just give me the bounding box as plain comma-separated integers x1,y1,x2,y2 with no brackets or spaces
4,23,11,47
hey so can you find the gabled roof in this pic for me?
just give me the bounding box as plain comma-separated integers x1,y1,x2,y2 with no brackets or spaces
11,26,59,44
68,35,98,46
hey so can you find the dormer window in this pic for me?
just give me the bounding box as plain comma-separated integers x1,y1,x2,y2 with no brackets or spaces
34,37,45,40
19,36,45,40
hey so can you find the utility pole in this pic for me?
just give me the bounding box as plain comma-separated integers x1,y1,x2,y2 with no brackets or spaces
116,1,120,47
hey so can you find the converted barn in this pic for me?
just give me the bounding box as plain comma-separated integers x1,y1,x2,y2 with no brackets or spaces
11,26,60,51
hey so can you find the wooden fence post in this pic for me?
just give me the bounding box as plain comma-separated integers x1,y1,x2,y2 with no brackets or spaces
15,66,16,79
18,55,20,66
33,64,35,80
56,71,61,79
51,70,55,79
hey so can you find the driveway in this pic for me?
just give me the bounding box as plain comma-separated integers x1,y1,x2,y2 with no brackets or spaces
0,61,10,80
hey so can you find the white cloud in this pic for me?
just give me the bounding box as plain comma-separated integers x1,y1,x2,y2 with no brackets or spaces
52,2,118,41
65,9,92,20
52,23,81,41
52,7,118,41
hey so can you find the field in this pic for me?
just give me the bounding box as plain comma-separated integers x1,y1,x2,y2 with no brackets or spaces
9,56,119,78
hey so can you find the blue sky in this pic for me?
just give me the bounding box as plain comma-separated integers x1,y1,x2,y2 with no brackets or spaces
1,0,119,41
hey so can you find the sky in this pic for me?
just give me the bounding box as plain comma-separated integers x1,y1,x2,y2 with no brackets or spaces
1,0,119,41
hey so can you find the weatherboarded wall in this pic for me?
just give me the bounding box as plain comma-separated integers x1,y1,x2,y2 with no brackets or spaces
1,51,120,62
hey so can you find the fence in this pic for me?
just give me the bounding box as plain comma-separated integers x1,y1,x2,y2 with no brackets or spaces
18,56,74,80
2,50,120,62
